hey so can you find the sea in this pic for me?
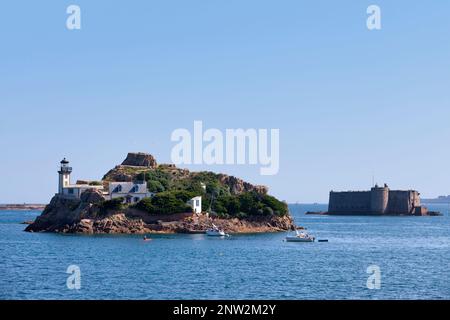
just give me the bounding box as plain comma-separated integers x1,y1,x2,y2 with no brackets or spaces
1,204,449,300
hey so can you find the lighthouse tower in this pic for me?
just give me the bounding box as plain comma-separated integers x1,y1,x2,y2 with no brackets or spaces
58,158,72,194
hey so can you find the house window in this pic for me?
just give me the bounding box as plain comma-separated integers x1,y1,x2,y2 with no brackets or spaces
131,185,139,193
113,185,122,193
196,200,200,206
134,197,140,203
68,188,74,194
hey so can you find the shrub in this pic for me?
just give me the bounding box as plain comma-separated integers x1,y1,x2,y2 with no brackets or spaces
238,192,259,215
136,169,171,190
210,192,288,217
212,195,241,215
261,194,288,216
100,197,124,214
136,191,193,215
147,180,165,193
263,206,274,216
152,192,193,214
171,190,197,203
135,197,154,213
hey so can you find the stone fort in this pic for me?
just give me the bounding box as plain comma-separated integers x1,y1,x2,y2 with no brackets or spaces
328,184,429,215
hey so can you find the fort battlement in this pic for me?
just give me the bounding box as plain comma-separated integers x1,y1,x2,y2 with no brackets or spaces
328,184,428,216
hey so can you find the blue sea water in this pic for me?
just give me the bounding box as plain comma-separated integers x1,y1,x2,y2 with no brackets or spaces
0,204,449,300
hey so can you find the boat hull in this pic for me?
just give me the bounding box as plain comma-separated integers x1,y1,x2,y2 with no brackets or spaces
206,230,226,237
285,237,314,242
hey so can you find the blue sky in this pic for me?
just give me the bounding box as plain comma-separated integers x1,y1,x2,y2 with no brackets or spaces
1,1,450,203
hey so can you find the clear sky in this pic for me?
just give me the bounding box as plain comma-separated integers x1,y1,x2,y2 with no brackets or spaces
1,1,450,203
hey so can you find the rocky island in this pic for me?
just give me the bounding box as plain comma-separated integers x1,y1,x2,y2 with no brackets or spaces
25,153,295,234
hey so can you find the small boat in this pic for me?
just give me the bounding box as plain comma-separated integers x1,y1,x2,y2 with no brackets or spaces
206,224,228,237
285,230,315,242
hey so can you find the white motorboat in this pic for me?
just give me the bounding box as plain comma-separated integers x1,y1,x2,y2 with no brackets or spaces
285,230,315,242
206,224,228,237
206,229,226,236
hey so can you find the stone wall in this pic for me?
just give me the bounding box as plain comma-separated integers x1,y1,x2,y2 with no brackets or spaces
328,191,371,214
328,188,425,215
387,190,421,214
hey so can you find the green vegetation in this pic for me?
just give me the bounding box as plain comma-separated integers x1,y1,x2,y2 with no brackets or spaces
108,165,289,218
206,191,288,218
100,197,125,212
147,180,165,193
135,190,288,218
135,191,193,215
136,169,171,192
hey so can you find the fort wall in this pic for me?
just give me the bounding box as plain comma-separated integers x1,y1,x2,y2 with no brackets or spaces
328,191,371,214
328,186,426,215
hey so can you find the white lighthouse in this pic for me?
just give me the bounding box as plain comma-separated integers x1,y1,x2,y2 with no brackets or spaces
58,158,72,194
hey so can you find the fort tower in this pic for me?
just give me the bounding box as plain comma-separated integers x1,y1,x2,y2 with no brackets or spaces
370,184,389,214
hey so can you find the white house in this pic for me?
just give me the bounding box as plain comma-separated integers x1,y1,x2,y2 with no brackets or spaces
108,181,154,204
58,158,103,198
57,158,154,203
187,196,202,214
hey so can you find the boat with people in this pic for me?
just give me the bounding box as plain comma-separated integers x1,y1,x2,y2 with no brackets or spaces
285,229,315,242
206,224,228,237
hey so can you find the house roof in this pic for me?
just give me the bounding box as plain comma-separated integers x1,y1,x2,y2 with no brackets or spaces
109,181,148,194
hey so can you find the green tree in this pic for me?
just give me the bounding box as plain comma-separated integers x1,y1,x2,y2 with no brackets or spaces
135,197,154,213
147,180,165,193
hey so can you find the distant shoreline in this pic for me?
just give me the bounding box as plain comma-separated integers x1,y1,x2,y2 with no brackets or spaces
422,200,450,204
0,204,46,211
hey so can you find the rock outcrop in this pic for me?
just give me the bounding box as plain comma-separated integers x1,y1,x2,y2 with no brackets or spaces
25,189,105,233
102,166,135,182
80,188,105,204
62,214,153,234
121,152,157,168
172,214,295,234
218,174,268,195
25,195,82,232
25,189,155,234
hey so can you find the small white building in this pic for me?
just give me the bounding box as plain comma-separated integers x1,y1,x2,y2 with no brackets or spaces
187,196,202,214
108,182,154,204
58,158,103,198
61,184,104,198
